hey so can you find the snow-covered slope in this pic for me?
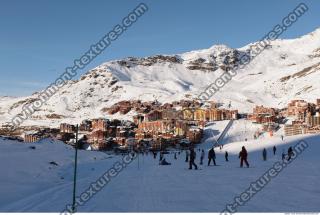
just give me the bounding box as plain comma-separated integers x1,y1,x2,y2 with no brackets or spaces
1,28,320,127
0,133,319,212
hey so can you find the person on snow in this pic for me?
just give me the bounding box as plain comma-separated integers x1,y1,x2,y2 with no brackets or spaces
189,148,198,170
185,150,189,162
225,151,229,162
200,149,205,165
281,135,284,141
174,152,177,160
282,150,286,161
208,147,217,166
287,147,294,161
152,151,157,159
239,146,249,168
160,158,171,165
159,152,163,162
262,148,267,161
273,146,277,155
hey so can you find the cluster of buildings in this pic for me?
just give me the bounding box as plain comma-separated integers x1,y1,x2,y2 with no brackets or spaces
247,105,281,134
22,99,239,151
284,99,320,136
23,128,59,143
17,97,320,149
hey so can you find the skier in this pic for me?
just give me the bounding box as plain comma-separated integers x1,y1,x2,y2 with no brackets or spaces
152,151,157,159
281,135,284,141
208,147,217,166
189,148,198,170
225,151,229,162
185,150,189,162
159,152,163,162
160,158,171,165
200,149,205,165
287,147,294,161
281,150,286,161
239,146,249,168
262,148,267,161
273,146,276,155
174,152,177,160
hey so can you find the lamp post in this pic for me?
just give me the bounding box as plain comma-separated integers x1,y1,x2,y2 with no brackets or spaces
72,124,79,213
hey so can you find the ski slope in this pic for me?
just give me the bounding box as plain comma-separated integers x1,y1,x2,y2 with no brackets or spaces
0,131,319,212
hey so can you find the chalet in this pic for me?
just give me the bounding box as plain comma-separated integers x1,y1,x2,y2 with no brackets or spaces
174,120,189,136
79,120,92,132
88,130,107,150
253,105,276,115
145,110,162,121
24,132,40,142
194,109,207,121
115,126,132,145
248,105,277,124
106,126,117,137
305,126,320,134
92,118,108,131
24,128,56,142
135,129,153,140
182,108,194,120
60,123,75,133
286,100,315,120
162,103,173,110
137,120,175,138
284,124,306,136
306,112,320,127
208,108,222,121
186,127,203,144
162,109,183,120
133,114,144,125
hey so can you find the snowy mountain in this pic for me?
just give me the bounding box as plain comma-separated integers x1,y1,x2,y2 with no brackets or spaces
1,28,320,127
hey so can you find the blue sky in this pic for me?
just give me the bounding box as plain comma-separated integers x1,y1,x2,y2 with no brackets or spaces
0,0,319,96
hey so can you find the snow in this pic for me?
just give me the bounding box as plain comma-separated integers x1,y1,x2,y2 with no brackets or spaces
0,127,319,212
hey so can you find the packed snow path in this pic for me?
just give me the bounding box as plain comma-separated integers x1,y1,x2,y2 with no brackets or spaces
0,134,319,212
216,119,234,144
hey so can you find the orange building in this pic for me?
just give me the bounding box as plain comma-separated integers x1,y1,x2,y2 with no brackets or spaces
92,119,108,131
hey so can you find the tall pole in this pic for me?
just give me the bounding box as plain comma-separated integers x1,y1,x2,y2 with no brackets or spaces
72,124,79,213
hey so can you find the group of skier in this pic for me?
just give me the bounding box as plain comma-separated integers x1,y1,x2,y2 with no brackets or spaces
262,145,294,161
155,142,295,169
186,146,234,169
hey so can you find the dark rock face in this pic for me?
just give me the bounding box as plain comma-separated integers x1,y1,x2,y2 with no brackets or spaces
187,49,250,72
117,55,182,67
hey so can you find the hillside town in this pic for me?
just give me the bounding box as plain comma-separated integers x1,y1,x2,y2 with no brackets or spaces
18,99,238,151
1,98,319,152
